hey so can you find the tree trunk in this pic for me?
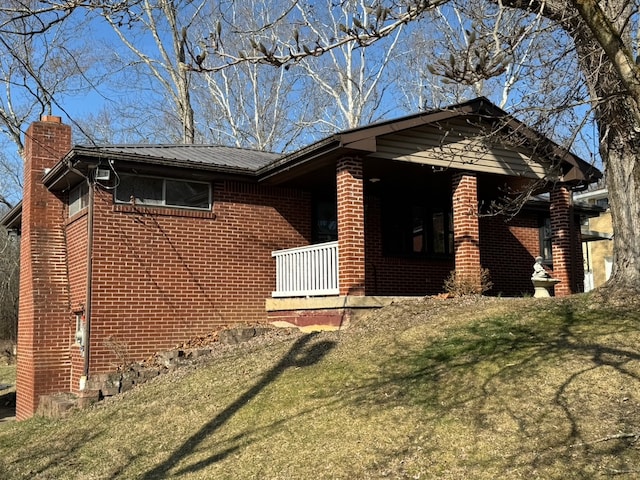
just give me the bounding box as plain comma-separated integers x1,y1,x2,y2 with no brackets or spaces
522,0,640,294
499,0,640,295
573,20,640,292
601,129,640,290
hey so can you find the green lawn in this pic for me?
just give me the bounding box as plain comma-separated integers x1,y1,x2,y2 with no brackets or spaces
1,294,640,479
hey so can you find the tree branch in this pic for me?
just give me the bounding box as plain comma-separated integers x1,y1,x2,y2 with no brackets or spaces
196,0,448,73
571,0,640,125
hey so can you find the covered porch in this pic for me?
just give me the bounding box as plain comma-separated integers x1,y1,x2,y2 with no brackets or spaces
261,98,600,329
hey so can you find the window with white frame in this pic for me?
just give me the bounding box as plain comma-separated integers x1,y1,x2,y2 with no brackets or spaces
69,182,89,217
115,173,211,210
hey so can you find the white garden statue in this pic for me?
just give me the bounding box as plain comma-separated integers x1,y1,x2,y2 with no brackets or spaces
531,256,561,297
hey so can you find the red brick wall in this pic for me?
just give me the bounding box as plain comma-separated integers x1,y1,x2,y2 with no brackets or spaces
365,185,581,297
480,214,541,296
85,180,310,373
17,117,73,420
65,212,89,391
480,209,584,297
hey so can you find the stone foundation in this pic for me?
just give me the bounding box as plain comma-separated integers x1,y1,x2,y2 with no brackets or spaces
35,326,280,418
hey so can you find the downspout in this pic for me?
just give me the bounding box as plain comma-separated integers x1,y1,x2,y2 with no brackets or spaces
68,162,95,385
83,177,95,381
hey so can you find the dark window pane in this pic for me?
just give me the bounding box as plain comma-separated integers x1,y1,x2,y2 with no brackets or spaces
382,189,452,257
166,180,210,209
432,211,445,253
116,175,163,205
540,217,553,261
448,213,454,254
412,205,425,253
314,199,337,243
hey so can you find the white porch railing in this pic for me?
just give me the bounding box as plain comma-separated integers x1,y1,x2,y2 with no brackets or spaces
272,241,339,297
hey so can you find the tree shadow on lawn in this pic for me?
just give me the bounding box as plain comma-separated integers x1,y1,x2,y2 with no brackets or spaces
142,333,336,479
0,388,15,422
0,420,112,479
342,300,640,477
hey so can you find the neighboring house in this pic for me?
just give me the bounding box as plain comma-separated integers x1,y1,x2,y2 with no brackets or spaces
2,97,601,420
573,187,613,290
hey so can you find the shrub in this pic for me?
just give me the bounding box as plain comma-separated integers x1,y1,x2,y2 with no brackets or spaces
443,268,493,296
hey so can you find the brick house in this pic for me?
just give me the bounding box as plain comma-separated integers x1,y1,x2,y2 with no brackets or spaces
2,97,600,419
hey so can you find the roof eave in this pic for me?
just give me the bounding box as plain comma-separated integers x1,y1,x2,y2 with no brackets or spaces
257,136,342,183
0,200,22,231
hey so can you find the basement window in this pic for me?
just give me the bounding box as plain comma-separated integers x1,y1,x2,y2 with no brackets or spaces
115,174,211,210
69,182,89,217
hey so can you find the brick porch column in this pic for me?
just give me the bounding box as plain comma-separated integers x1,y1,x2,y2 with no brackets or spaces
550,185,573,296
17,116,72,420
337,157,365,296
452,172,481,290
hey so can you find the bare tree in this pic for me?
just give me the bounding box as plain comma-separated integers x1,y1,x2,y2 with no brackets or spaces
0,225,18,342
100,0,312,150
0,0,98,204
197,61,310,151
196,0,311,151
394,3,551,110
393,3,596,160
290,0,405,133
102,0,206,144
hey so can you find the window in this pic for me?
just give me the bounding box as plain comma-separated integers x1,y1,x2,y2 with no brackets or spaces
69,182,88,217
539,217,553,262
595,197,609,209
115,174,211,210
313,197,337,243
384,196,453,256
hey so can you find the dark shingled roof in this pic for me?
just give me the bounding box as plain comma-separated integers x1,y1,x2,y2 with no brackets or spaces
80,144,281,171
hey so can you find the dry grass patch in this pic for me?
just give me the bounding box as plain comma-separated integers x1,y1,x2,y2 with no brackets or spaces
1,295,640,479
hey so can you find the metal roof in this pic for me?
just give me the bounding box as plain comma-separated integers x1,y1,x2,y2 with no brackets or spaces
79,144,281,171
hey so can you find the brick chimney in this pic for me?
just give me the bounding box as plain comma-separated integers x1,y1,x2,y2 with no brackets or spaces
16,115,72,420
